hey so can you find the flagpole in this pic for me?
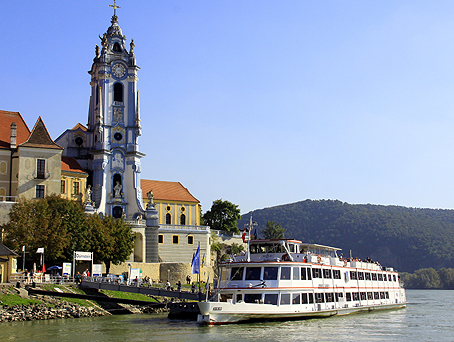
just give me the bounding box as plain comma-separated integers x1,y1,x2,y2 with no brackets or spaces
197,241,201,296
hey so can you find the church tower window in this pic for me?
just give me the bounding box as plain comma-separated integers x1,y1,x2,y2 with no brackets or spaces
113,206,123,218
114,83,123,102
113,42,121,52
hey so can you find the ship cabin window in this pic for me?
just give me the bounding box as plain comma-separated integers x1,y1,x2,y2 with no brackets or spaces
367,292,373,300
350,271,357,280
220,268,229,281
383,274,387,281
380,292,385,299
301,268,307,280
231,267,244,281
335,293,344,302
264,294,278,305
280,267,291,280
292,293,301,304
388,274,392,281
309,293,314,303
374,292,380,299
220,294,232,302
292,267,300,280
302,293,309,304
333,270,341,279
288,244,296,253
323,269,332,279
312,268,322,279
352,292,360,301
263,267,278,280
315,293,325,303
358,272,365,280
372,273,378,281
365,272,371,280
236,294,242,302
245,267,261,280
346,293,352,302
280,294,291,305
393,275,397,282
325,293,335,302
378,274,383,281
386,292,389,299
244,293,262,303
360,292,367,300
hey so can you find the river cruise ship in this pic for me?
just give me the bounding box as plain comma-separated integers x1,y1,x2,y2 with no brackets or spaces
198,237,406,325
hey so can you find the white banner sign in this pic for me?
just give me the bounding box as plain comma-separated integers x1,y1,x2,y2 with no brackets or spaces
92,264,103,277
36,248,44,254
74,251,93,261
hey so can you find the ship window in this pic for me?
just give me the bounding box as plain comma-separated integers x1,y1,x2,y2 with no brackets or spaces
230,267,244,281
312,268,322,279
388,274,392,281
358,272,365,280
292,267,300,280
367,292,373,300
374,292,379,299
244,293,262,304
300,267,307,280
323,269,332,279
352,292,359,301
264,294,278,305
333,270,341,279
220,294,232,302
302,293,308,304
378,274,383,281
380,292,385,299
386,292,389,299
245,267,261,280
360,292,366,300
292,293,301,305
280,294,291,305
280,267,291,280
365,272,371,280
346,293,352,302
350,271,357,280
383,274,387,281
315,293,324,303
325,293,334,303
236,294,242,302
263,267,278,280
220,268,229,281
393,275,396,282
308,293,314,304
335,293,344,302
372,273,377,281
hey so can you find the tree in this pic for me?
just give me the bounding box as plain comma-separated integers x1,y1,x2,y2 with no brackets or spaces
262,220,286,239
87,214,134,274
3,197,69,264
203,199,241,234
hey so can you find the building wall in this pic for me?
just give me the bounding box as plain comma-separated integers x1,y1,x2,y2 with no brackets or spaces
0,150,11,199
61,172,88,204
147,201,201,226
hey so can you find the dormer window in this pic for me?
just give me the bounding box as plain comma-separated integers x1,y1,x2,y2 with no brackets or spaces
113,42,121,52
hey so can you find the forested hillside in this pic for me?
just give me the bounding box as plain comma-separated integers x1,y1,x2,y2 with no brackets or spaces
238,200,454,273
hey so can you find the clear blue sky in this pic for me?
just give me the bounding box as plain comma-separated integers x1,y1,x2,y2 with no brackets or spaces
3,1,454,214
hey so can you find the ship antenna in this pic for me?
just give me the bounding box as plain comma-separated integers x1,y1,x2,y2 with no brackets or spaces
244,214,257,262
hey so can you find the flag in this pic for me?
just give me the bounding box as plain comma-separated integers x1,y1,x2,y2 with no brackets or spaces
202,254,205,267
242,230,247,242
252,228,258,240
191,245,200,274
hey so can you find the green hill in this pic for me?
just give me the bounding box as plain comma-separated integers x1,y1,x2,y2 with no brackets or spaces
239,200,454,273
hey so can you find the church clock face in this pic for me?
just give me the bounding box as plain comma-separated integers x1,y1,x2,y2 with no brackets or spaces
112,63,126,78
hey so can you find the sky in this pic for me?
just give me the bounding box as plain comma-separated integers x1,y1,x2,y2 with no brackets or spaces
3,1,454,214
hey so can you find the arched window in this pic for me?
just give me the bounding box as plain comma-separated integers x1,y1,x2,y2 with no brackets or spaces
113,42,121,52
166,213,171,225
113,206,123,218
114,83,123,102
180,214,186,225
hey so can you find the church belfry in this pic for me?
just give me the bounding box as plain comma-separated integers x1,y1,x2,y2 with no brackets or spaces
86,3,145,219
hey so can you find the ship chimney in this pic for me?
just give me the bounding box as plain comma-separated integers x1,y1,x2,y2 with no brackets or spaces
10,122,17,149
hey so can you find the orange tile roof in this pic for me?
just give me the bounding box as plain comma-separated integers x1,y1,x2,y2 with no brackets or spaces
0,110,31,149
61,156,88,175
72,123,87,131
141,179,199,203
20,117,63,150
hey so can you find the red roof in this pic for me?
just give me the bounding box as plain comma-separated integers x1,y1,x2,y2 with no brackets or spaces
20,117,63,150
61,156,88,175
0,110,31,149
141,179,199,203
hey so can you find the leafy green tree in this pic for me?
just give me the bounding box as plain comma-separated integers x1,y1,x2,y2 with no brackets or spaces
438,268,454,289
3,197,69,264
203,199,241,234
228,242,245,255
262,220,286,239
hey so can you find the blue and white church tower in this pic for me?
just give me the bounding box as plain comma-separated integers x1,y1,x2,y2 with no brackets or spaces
87,7,144,220
57,3,159,263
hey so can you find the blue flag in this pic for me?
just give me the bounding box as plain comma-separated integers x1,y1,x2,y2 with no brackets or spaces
191,245,200,274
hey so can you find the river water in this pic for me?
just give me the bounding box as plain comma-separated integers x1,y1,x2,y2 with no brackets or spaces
0,290,451,342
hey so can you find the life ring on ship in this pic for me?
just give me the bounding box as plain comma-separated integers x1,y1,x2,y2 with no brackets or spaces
317,256,322,264
282,254,291,261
